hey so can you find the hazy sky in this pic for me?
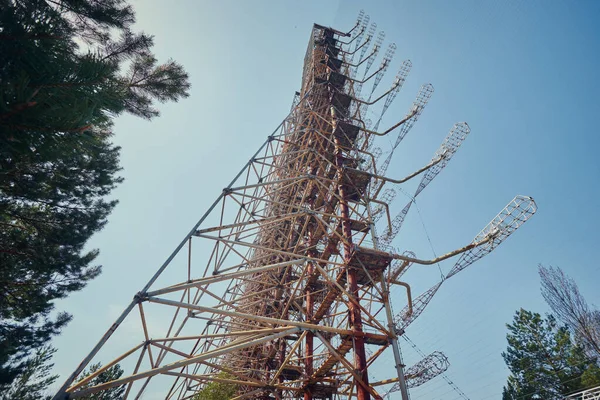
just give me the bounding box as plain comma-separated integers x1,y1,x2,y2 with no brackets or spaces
50,1,600,399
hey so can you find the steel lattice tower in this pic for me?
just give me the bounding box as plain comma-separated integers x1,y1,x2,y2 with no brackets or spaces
54,14,537,400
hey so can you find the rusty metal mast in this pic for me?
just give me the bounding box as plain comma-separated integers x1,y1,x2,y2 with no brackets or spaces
53,12,537,400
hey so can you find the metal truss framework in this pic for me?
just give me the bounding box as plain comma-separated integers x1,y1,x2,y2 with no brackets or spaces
54,13,537,400
565,385,600,400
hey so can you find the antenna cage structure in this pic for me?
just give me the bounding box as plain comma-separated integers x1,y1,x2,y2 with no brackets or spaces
53,12,537,400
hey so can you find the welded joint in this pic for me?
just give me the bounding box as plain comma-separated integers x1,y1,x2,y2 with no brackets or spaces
133,292,145,303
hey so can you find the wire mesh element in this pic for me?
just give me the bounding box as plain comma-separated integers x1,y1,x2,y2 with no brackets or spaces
394,281,443,331
388,250,416,280
413,122,471,197
379,122,470,247
348,16,369,68
358,22,377,65
372,188,396,222
369,147,383,173
367,42,396,101
362,31,385,80
445,195,537,279
355,10,365,31
354,14,369,47
378,201,412,248
402,335,471,400
389,351,450,392
373,59,412,132
378,83,434,176
390,197,536,331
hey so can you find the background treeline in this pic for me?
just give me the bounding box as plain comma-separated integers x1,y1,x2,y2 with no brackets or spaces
0,0,189,398
502,265,600,399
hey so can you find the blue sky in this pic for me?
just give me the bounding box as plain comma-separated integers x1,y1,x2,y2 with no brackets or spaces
51,1,600,398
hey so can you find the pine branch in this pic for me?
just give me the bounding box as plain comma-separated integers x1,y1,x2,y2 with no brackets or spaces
1,123,93,133
0,34,65,40
0,102,38,120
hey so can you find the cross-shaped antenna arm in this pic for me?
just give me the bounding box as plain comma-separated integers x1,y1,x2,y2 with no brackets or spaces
391,195,537,266
356,155,443,185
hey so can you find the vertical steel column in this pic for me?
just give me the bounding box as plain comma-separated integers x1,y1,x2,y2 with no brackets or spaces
302,66,328,400
333,129,371,400
304,258,315,400
382,282,410,400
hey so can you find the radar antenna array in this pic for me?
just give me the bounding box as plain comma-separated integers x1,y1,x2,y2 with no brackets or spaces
53,11,536,400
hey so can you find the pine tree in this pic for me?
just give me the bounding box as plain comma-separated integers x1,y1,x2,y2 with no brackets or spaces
502,309,600,399
0,0,189,386
0,346,57,400
194,373,238,400
0,356,126,400
76,363,125,400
